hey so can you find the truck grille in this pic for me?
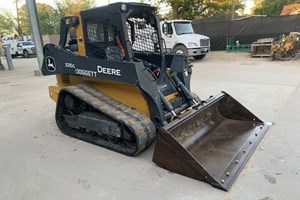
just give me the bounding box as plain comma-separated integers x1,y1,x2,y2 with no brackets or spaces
200,39,210,47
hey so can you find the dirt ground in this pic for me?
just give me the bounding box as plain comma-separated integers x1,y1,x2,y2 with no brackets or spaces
0,52,299,200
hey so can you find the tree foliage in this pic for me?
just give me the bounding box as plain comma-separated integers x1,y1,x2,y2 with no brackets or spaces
208,0,245,17
0,11,18,36
159,0,245,19
253,0,300,16
18,3,61,35
0,0,95,36
54,0,95,16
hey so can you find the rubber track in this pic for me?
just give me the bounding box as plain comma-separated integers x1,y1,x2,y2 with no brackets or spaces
61,83,156,156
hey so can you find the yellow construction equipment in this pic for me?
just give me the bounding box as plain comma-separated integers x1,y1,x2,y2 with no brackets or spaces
271,32,299,60
42,3,269,191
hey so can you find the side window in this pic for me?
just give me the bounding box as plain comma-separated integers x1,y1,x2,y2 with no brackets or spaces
127,17,159,52
84,18,124,60
87,23,104,42
162,23,173,35
86,21,115,43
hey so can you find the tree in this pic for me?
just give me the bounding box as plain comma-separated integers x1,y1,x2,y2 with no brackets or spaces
0,10,19,36
13,0,22,35
18,3,61,35
158,0,208,19
54,0,95,16
206,0,245,18
253,0,300,16
1,0,95,36
158,0,245,20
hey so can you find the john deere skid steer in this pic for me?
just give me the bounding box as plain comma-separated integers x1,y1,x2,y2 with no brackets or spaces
42,3,269,190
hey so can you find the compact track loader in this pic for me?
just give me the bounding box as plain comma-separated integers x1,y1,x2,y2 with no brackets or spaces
42,3,269,191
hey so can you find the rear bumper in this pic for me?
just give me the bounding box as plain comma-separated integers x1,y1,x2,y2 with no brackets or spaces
27,49,36,55
49,85,61,102
188,47,210,56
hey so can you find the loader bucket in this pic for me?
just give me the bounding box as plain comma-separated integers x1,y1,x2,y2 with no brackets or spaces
153,92,269,191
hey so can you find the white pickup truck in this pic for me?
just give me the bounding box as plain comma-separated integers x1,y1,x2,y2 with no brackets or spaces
2,40,36,58
160,20,210,60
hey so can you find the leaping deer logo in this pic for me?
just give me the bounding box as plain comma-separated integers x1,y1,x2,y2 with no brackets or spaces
46,57,56,72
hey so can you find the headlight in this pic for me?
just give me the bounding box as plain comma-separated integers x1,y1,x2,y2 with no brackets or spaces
188,42,198,47
121,4,127,12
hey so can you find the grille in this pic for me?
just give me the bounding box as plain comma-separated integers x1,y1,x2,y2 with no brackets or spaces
127,17,160,53
200,39,210,47
84,18,123,61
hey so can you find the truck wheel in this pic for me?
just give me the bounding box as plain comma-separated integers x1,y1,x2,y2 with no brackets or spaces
23,50,29,58
193,54,206,60
173,45,188,56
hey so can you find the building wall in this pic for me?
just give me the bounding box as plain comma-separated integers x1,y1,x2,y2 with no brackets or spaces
42,34,60,45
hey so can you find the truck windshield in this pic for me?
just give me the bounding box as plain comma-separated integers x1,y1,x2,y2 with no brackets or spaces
22,42,34,46
174,22,194,35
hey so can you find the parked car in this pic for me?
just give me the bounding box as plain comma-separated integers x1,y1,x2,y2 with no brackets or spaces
3,40,36,58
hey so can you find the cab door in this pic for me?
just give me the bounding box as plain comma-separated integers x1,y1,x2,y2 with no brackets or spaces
17,42,23,54
161,22,175,51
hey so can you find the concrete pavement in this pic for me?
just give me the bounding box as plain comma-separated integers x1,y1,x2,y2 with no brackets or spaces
0,53,299,200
